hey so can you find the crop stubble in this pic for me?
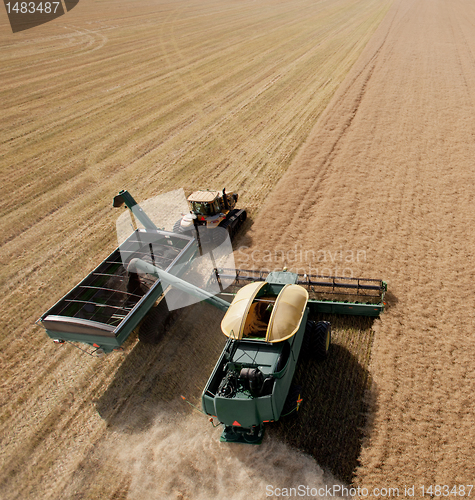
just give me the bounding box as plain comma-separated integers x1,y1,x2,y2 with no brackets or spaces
239,0,475,493
3,0,444,497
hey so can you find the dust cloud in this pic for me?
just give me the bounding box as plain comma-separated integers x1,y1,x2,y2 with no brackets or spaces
118,411,349,500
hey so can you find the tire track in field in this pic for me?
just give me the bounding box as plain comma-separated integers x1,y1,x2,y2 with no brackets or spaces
157,0,379,185
239,0,475,491
235,0,404,256
446,1,475,113
0,1,394,498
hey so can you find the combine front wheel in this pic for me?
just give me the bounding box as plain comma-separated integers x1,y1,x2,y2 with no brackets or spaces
314,321,331,361
303,320,331,361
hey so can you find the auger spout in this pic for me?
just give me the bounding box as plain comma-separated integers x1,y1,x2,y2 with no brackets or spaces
127,258,230,313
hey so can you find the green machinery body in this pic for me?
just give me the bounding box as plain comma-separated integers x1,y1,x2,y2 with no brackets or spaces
201,269,386,444
37,190,386,446
202,271,308,444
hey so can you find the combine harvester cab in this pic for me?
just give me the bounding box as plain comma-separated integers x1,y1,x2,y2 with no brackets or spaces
37,191,198,355
202,271,330,444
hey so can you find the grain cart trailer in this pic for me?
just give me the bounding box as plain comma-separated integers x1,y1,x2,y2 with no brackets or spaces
37,191,198,354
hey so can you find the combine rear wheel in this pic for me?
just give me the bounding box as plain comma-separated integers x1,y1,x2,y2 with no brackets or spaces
243,425,264,444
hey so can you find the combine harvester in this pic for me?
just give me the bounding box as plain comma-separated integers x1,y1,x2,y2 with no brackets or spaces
105,257,387,445
200,268,386,444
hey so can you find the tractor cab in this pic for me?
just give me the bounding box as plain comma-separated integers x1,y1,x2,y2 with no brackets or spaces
187,189,238,218
174,188,244,236
187,191,223,217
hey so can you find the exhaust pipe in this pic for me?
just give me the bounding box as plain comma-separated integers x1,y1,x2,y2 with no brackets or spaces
222,188,229,210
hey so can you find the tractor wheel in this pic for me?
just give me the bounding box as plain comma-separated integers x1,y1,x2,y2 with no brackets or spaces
213,223,229,246
282,384,302,417
173,219,183,233
173,220,194,240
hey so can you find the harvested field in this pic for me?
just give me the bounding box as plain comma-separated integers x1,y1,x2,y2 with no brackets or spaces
3,0,475,498
239,0,475,495
0,0,391,498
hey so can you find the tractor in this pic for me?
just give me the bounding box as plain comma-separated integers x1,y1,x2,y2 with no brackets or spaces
174,189,247,242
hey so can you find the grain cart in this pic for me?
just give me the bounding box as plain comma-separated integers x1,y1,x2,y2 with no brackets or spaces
174,188,246,242
37,190,199,355
201,268,387,444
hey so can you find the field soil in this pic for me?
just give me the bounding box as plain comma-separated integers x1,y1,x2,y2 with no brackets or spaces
2,0,475,498
0,0,391,498
239,0,475,494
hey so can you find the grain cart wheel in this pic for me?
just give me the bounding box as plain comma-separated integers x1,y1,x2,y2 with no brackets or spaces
282,384,302,416
138,296,179,344
138,306,167,344
173,219,184,233
138,323,161,344
314,321,331,361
